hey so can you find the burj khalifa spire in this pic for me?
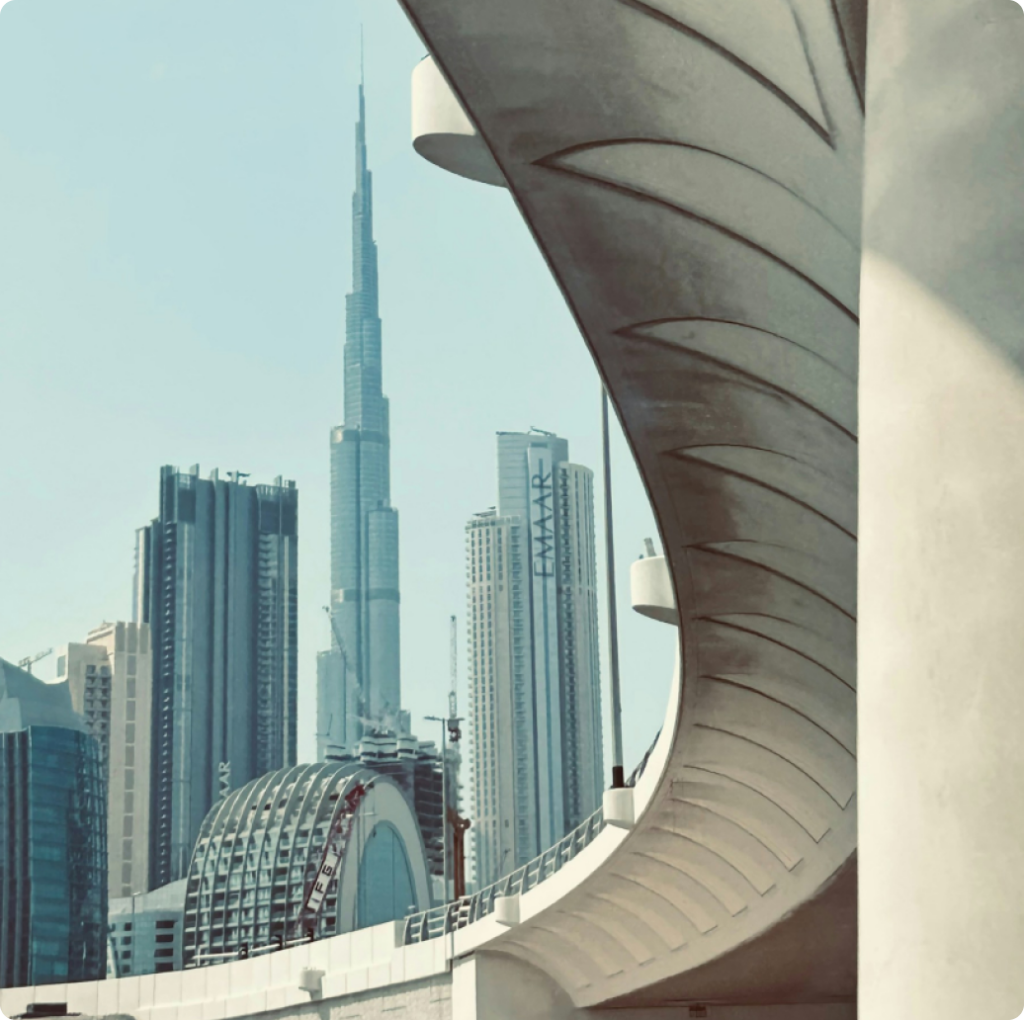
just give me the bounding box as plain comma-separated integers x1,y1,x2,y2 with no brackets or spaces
317,73,403,760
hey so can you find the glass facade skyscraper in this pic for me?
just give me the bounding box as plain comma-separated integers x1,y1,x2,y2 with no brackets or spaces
134,466,299,888
467,431,604,889
319,81,402,759
0,659,107,989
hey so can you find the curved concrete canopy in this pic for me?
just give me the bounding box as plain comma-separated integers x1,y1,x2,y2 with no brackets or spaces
402,0,863,1009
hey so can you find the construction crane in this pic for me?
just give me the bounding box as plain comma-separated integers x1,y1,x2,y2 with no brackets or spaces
322,605,352,677
18,648,53,675
447,805,471,900
443,614,470,899
322,605,363,741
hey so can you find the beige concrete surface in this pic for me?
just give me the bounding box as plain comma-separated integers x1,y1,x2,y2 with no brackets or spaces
860,1,1024,1017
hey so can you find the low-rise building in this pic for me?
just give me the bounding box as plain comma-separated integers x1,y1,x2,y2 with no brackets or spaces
107,879,187,977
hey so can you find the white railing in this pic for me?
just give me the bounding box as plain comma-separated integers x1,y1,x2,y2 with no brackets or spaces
402,808,606,944
400,726,663,946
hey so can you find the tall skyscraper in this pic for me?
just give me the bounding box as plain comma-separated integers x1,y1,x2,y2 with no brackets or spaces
0,659,107,989
319,79,402,760
467,430,604,889
134,465,298,887
56,622,154,899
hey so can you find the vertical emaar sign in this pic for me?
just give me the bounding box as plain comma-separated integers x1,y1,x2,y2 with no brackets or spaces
528,449,564,847
531,465,555,578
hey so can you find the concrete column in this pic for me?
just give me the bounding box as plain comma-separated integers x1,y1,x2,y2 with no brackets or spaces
452,953,578,1020
860,1,1024,1017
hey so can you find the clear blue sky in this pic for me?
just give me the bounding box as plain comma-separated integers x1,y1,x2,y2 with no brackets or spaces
0,0,675,772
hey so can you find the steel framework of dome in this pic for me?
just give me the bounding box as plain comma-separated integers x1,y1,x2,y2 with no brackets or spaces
181,762,431,968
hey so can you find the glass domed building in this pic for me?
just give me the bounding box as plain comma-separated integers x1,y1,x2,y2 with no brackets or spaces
181,763,431,967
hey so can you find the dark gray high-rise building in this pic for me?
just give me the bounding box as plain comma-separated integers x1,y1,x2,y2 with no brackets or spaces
0,659,107,989
134,465,298,888
318,80,402,760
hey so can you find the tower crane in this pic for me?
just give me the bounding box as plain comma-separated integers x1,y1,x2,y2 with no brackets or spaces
445,614,469,897
322,606,352,676
322,605,363,741
17,648,53,675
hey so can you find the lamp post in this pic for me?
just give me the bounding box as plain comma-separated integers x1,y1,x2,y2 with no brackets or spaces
425,714,453,965
602,385,625,789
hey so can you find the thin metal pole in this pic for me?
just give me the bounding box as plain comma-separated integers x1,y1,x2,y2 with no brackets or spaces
441,722,448,907
440,721,455,967
602,385,625,789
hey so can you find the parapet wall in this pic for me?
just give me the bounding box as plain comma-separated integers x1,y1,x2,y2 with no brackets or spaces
0,921,448,1020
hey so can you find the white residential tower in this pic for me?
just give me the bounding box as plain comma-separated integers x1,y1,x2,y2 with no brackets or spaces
467,430,603,889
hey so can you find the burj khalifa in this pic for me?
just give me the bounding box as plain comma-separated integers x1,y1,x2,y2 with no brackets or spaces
317,80,403,760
